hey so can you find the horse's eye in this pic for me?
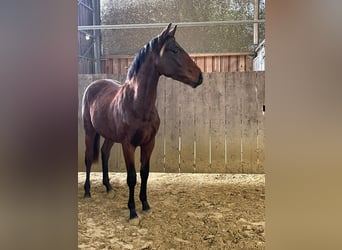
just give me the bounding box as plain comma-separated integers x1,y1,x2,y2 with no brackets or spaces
171,46,179,54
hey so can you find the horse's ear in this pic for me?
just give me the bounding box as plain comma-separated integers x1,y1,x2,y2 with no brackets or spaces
160,23,172,39
169,25,177,37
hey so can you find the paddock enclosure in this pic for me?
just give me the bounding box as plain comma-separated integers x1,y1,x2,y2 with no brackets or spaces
78,72,265,174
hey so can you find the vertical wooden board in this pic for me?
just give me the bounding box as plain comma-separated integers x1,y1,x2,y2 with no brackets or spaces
113,58,120,74
225,72,242,172
101,60,105,70
221,56,229,72
239,55,246,72
205,57,213,73
178,83,196,173
240,72,258,173
196,57,205,73
212,57,217,72
194,73,211,173
256,72,265,173
246,57,253,71
164,79,180,172
150,77,166,172
117,59,121,74
127,58,133,70
106,59,113,74
120,58,127,75
209,73,226,173
100,60,105,73
229,56,238,72
213,56,220,72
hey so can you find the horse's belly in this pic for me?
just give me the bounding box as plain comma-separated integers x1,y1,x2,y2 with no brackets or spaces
91,113,124,142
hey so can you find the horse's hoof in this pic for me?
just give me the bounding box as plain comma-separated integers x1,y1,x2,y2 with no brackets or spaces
142,201,150,211
84,193,91,198
107,189,115,198
129,216,140,226
129,209,138,220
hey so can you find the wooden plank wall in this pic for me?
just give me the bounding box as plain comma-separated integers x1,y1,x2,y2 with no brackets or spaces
100,53,253,74
78,72,265,173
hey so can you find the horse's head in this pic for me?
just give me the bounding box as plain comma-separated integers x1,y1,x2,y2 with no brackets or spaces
155,23,203,88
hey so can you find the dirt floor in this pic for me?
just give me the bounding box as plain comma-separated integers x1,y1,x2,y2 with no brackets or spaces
78,172,265,250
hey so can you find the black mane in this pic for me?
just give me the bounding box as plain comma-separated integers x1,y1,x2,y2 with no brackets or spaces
127,36,159,80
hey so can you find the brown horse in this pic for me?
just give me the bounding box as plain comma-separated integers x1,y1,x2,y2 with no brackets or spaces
82,23,202,220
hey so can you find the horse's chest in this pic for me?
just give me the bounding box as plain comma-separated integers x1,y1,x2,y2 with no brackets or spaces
130,122,158,147
130,114,159,146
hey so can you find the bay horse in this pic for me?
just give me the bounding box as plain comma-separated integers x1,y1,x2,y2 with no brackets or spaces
82,23,203,220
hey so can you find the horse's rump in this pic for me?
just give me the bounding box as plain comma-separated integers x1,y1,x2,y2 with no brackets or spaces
82,79,121,121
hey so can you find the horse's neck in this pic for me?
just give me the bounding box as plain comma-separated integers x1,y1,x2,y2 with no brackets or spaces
127,59,160,116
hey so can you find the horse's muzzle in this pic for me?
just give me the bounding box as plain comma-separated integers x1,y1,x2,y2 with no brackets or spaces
192,73,203,88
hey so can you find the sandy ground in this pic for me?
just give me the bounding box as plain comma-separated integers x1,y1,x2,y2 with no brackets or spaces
78,172,265,249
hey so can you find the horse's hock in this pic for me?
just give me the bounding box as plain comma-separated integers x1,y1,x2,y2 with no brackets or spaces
78,72,265,174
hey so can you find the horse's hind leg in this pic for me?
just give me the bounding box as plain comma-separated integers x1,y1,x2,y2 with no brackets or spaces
101,139,114,193
139,138,155,211
84,131,100,198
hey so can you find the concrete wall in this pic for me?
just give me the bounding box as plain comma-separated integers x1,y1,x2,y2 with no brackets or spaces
78,72,265,173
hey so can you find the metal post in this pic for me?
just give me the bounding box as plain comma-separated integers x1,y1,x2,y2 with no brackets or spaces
254,0,259,45
78,20,266,31
92,0,101,74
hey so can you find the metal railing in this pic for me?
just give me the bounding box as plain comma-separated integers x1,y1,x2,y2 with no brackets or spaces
78,20,265,31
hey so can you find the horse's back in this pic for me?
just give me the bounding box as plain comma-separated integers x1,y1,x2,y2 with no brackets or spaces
83,79,121,100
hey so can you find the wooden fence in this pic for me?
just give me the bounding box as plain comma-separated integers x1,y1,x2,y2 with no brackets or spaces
101,53,254,74
78,72,265,173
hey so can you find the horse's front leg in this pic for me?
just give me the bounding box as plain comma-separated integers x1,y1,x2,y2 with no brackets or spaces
122,142,138,220
139,138,155,211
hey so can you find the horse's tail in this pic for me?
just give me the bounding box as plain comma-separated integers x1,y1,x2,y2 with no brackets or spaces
82,83,100,163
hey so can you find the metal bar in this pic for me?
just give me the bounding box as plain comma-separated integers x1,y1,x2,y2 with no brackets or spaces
92,0,101,73
254,0,259,45
255,39,265,52
78,20,266,31
78,30,94,38
100,52,254,60
78,0,93,11
78,55,95,61
80,40,95,58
